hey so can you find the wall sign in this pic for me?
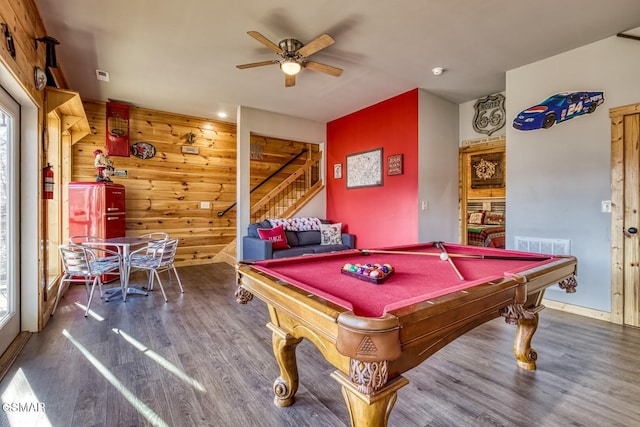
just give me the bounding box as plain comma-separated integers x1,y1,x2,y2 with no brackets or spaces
106,101,130,157
181,145,199,154
473,93,506,136
387,154,403,176
131,141,156,159
333,163,342,179
512,91,605,131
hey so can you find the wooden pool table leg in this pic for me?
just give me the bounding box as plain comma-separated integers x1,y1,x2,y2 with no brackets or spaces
268,322,303,407
331,371,409,427
514,312,539,370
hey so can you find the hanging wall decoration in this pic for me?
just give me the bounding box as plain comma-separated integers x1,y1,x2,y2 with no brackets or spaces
2,24,16,59
333,163,342,179
346,148,383,189
512,91,605,131
387,154,403,176
106,101,130,156
470,152,504,189
131,141,156,159
34,67,47,90
473,93,505,136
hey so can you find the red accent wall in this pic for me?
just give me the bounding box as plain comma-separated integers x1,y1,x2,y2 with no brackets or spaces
326,89,419,248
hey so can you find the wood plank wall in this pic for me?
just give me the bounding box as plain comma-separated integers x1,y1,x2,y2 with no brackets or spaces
0,0,53,105
76,100,319,266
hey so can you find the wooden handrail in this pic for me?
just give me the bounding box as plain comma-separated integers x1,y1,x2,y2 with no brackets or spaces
217,149,308,217
250,151,323,216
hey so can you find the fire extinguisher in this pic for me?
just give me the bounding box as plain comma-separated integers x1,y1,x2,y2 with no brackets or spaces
43,163,54,200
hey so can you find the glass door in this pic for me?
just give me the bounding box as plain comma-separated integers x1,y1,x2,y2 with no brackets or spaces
0,85,20,355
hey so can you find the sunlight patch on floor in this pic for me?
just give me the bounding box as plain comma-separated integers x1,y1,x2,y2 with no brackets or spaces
73,302,105,321
62,329,169,427
1,368,52,426
112,328,207,392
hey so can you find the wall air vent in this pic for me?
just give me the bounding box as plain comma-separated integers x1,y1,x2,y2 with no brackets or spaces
514,236,571,291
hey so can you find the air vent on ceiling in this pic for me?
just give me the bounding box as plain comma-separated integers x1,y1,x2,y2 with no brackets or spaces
96,69,110,82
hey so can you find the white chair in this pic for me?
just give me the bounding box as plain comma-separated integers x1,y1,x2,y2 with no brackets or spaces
138,232,169,240
54,244,122,317
128,238,183,301
68,235,121,292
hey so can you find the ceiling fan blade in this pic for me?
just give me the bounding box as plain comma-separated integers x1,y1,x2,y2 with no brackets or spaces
297,34,335,57
285,73,296,87
236,60,279,69
304,61,343,77
247,31,283,54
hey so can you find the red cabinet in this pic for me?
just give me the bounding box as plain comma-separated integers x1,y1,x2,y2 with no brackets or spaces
68,182,126,240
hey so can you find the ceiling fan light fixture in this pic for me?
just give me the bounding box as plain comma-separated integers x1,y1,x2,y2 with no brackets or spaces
281,60,301,76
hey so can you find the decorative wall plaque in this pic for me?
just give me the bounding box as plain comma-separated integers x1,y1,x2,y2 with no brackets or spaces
333,163,342,179
106,101,130,157
387,154,403,176
181,145,199,154
131,141,156,159
473,93,506,136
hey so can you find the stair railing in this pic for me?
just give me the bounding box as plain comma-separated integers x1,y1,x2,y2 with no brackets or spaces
217,149,309,217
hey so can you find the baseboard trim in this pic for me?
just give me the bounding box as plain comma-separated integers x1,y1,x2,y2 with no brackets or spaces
0,331,32,382
543,299,611,322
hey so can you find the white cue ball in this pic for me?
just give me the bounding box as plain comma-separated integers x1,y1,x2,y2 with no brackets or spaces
440,252,449,261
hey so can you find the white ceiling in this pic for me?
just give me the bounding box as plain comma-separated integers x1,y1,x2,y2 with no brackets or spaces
35,0,640,124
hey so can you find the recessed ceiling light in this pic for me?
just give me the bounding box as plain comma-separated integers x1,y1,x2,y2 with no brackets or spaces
217,111,228,119
432,67,445,76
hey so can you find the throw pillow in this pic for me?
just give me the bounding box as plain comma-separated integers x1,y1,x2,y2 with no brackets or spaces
468,212,484,225
484,211,505,225
257,224,290,249
320,223,343,245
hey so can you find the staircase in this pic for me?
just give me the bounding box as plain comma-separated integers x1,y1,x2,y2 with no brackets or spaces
213,151,324,265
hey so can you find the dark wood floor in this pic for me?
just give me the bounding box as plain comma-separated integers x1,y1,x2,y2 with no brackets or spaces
1,263,639,427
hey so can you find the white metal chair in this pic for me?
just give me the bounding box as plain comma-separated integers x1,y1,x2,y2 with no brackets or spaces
138,232,169,240
54,244,122,317
68,235,121,292
128,238,183,301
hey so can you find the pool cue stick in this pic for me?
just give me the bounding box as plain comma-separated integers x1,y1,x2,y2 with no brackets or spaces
359,249,550,262
361,249,473,258
433,241,464,281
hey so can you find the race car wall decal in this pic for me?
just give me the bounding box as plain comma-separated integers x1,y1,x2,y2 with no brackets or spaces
512,91,605,131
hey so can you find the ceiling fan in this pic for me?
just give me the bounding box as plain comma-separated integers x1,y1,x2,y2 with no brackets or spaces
236,31,343,87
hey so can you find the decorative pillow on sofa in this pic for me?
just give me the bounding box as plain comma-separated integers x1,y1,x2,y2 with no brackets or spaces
268,217,322,231
320,223,343,245
257,224,290,249
468,212,485,225
484,211,505,225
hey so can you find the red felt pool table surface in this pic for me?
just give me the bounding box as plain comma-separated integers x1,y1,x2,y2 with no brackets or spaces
251,243,562,317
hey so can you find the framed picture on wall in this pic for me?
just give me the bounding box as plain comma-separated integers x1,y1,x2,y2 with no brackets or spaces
470,152,505,188
346,148,383,189
387,154,403,175
333,163,343,179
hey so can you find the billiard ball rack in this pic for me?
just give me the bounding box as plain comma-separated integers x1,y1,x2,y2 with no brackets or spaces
341,263,395,284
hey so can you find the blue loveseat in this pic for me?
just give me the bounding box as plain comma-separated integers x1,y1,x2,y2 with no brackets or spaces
242,219,356,261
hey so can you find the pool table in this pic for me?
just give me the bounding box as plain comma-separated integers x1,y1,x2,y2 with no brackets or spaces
235,242,577,427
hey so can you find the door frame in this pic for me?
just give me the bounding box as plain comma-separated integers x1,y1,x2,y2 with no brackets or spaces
458,137,506,244
0,84,20,355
